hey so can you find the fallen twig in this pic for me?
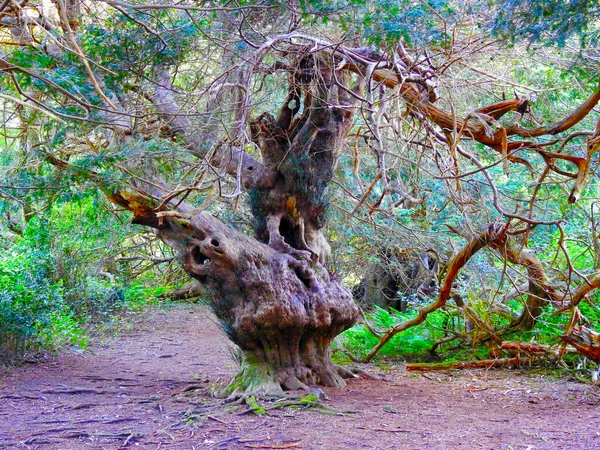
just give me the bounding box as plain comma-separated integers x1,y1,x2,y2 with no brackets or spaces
208,436,239,448
0,394,44,400
121,432,136,448
67,403,100,410
41,387,107,395
207,415,231,424
357,426,410,433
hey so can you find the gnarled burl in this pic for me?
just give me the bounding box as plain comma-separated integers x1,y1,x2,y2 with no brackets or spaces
173,213,358,397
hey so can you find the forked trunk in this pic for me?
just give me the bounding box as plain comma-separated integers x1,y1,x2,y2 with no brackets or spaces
139,57,363,396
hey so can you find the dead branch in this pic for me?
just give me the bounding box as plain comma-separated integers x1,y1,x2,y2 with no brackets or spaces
406,356,525,371
501,341,577,357
491,236,562,330
561,326,600,363
158,280,204,301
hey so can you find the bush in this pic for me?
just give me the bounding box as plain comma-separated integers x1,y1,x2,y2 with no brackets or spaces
0,225,86,362
0,194,167,364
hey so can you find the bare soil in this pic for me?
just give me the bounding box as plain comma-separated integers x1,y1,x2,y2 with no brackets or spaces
1,303,600,450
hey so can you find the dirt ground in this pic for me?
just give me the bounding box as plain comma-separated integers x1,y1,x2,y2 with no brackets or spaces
1,303,600,450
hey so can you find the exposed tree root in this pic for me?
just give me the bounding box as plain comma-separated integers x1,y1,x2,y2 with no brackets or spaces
221,353,360,401
222,356,287,400
238,392,355,417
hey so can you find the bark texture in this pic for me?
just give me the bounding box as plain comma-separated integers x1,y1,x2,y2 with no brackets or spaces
173,213,359,396
110,56,363,396
248,56,358,265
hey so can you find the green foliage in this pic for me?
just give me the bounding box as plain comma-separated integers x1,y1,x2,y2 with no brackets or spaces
491,0,600,47
0,193,164,364
338,306,448,360
0,219,86,360
299,0,455,46
337,292,600,368
81,11,201,87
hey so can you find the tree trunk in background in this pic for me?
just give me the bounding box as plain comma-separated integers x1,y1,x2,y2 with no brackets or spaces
354,249,438,311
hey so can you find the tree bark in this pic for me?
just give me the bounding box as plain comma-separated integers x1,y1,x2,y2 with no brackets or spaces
166,213,359,397
491,237,561,330
110,56,363,397
110,186,360,396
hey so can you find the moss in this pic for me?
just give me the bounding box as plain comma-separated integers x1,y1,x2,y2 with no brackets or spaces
245,396,266,415
297,392,320,405
223,352,284,398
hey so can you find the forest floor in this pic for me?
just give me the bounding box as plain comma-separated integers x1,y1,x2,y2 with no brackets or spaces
1,303,600,450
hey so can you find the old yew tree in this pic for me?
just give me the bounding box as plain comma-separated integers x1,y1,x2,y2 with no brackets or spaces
2,0,600,393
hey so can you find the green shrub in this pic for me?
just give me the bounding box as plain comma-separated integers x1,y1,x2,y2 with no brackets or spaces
0,194,167,364
338,306,449,361
0,226,86,362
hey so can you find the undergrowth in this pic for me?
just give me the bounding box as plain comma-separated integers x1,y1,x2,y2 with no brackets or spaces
337,299,600,370
0,195,167,366
336,306,448,362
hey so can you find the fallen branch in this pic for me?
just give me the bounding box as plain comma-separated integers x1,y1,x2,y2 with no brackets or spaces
245,443,301,449
406,357,523,372
560,326,600,363
40,387,108,395
356,426,411,433
501,341,577,357
159,281,204,302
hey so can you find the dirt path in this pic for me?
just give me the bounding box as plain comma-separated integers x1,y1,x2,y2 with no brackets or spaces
1,304,600,450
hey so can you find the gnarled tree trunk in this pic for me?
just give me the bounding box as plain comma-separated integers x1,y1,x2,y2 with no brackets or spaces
175,213,358,397
114,56,362,397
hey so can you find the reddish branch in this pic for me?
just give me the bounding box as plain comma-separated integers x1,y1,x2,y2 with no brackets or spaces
323,44,600,203
361,221,507,362
490,236,563,330
561,326,600,363
500,341,575,357
406,357,523,372
354,62,600,151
